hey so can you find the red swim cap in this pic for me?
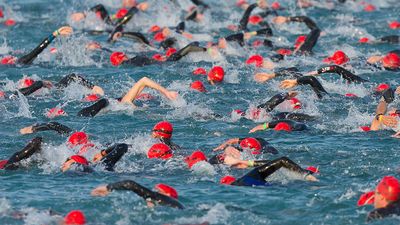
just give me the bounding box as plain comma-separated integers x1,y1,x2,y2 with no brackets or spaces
50,47,57,54
345,93,358,98
364,4,376,12
4,19,15,26
208,66,225,83
165,48,177,57
0,91,4,99
190,80,206,92
290,97,301,109
70,155,89,166
248,15,263,25
115,8,128,19
294,35,307,48
246,55,264,67
155,183,178,199
83,94,100,102
149,25,161,33
382,53,400,69
357,191,375,206
0,9,3,18
274,122,292,132
359,37,369,43
306,166,319,174
233,109,245,116
360,126,371,132
110,52,127,66
389,21,400,29
220,175,236,185
240,138,262,154
185,150,207,168
68,132,89,146
46,107,66,118
1,56,16,65
154,32,166,42
376,176,400,202
276,48,292,56
375,83,390,92
147,143,173,160
323,50,349,65
0,159,8,169
22,78,35,88
152,54,166,62
153,121,173,139
193,67,207,75
271,2,281,10
64,210,86,225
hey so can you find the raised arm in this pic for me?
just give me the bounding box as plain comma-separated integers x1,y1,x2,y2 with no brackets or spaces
312,65,367,83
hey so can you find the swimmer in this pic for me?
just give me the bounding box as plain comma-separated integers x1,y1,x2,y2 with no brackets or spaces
0,137,42,170
249,120,307,133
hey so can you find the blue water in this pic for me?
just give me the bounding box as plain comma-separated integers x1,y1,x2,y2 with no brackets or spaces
0,0,400,224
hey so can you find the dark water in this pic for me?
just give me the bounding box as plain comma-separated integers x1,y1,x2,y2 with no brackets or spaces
0,0,400,224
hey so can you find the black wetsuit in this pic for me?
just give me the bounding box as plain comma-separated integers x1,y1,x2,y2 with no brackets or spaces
296,76,328,99
18,81,46,96
288,16,320,55
16,33,57,65
106,180,184,209
1,137,42,170
77,98,109,117
90,4,112,25
55,73,95,90
238,3,273,36
231,157,311,186
30,122,72,135
367,200,400,221
97,143,128,171
159,138,181,151
317,65,367,83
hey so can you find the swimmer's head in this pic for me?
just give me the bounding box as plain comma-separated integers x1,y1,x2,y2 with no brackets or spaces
274,122,292,132
61,155,89,172
165,48,177,57
110,52,128,66
323,50,349,65
147,143,173,160
207,66,225,84
220,175,236,185
290,97,301,109
248,15,263,25
239,138,262,154
154,183,178,199
64,210,86,225
1,56,17,65
190,80,206,92
185,150,207,169
382,53,400,69
68,132,89,147
193,67,207,75
294,35,307,49
246,55,264,67
152,121,173,139
115,8,128,19
374,83,390,93
374,176,400,208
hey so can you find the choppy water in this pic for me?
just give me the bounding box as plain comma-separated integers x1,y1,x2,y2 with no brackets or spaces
0,0,400,224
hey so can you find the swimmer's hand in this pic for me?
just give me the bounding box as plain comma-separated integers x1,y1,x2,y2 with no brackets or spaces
70,12,85,22
92,152,103,163
273,16,288,24
53,26,73,37
91,185,110,197
137,2,149,11
254,73,275,83
381,115,398,128
280,79,298,89
20,126,33,134
164,91,178,101
86,42,102,50
257,0,268,9
305,174,318,182
92,86,104,96
249,124,266,133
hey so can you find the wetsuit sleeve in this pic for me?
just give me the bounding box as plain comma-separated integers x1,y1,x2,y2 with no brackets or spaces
317,65,367,82
298,28,320,54
4,137,42,170
56,73,95,89
367,201,400,221
167,42,206,62
90,4,112,24
124,56,158,66
256,156,309,180
31,122,72,135
381,88,395,104
287,16,319,30
224,33,245,46
106,180,184,209
239,3,258,31
268,119,307,131
121,32,151,46
77,98,109,117
160,37,177,50
17,34,56,65
257,93,289,111
274,67,302,78
18,81,44,96
296,76,328,99
256,27,273,37
100,143,128,171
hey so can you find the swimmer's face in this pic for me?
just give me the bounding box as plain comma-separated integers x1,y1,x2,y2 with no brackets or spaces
374,191,389,209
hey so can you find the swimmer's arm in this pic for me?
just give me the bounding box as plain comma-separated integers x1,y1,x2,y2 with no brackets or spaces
5,137,42,168
18,81,44,96
213,138,240,151
239,3,258,31
224,155,270,168
56,74,104,95
257,92,290,111
120,77,177,104
287,16,319,30
249,123,269,133
106,180,153,199
90,4,111,23
314,65,367,82
280,76,327,99
20,122,72,135
17,26,73,65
